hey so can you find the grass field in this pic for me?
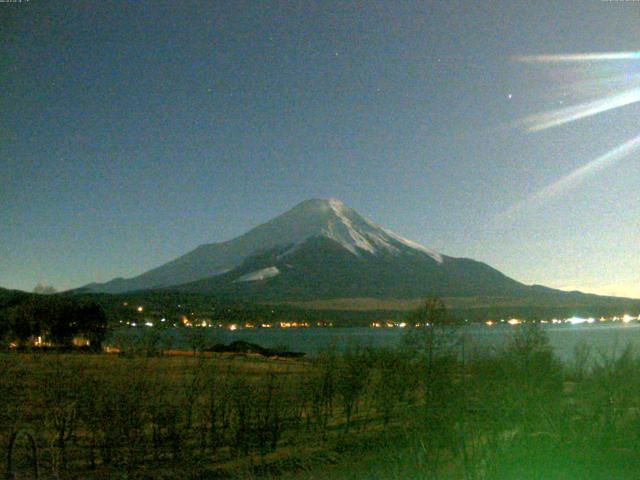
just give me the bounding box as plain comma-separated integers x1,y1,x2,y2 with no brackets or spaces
3,325,640,479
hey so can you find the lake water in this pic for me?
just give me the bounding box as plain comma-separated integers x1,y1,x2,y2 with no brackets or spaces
107,322,640,362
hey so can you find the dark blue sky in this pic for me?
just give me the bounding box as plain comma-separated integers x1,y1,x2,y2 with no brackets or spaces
2,1,640,296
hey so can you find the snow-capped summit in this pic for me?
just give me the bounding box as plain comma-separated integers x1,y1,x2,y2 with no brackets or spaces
83,199,533,302
81,199,445,294
236,198,442,262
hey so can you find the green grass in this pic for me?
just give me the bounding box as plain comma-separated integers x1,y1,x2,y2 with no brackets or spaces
3,326,640,479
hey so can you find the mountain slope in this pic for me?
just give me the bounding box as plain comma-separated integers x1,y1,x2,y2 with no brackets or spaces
173,235,528,301
81,198,445,294
79,199,640,313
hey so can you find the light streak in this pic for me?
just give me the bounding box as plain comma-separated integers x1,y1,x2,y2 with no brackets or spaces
514,52,640,63
504,134,640,217
520,87,640,132
501,51,640,218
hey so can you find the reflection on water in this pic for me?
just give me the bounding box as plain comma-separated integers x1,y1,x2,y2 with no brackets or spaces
107,322,640,360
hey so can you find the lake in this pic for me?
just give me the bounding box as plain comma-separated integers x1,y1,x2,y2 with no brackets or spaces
107,322,640,361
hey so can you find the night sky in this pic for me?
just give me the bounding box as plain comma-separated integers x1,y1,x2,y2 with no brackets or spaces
2,1,639,297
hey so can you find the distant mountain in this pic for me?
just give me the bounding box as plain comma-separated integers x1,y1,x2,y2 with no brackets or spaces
80,199,640,313
0,287,28,305
0,287,22,298
81,199,509,295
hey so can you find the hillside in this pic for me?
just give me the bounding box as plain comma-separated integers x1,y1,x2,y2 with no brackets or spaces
78,199,640,315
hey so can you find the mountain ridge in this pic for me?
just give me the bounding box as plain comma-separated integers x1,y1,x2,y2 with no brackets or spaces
80,198,447,294
78,199,640,313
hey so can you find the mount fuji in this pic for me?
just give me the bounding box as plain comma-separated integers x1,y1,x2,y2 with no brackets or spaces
80,199,639,313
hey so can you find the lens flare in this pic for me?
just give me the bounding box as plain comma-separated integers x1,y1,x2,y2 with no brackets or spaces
501,52,640,217
521,87,640,132
514,52,640,63
503,134,640,218
551,74,640,99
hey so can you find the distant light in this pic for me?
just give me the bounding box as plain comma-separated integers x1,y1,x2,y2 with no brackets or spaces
137,306,144,313
145,321,153,327
131,322,137,327
161,318,166,322
229,324,238,331
485,320,494,326
507,319,521,325
623,314,634,323
565,316,594,325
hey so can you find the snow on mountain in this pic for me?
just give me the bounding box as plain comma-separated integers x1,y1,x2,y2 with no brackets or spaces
248,198,443,262
381,228,443,262
80,198,444,293
234,266,281,283
309,199,443,262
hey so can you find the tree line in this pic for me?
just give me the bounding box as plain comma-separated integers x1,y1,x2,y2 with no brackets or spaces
0,294,107,349
0,298,639,478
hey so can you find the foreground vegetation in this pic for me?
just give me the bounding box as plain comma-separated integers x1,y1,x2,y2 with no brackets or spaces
3,310,640,479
